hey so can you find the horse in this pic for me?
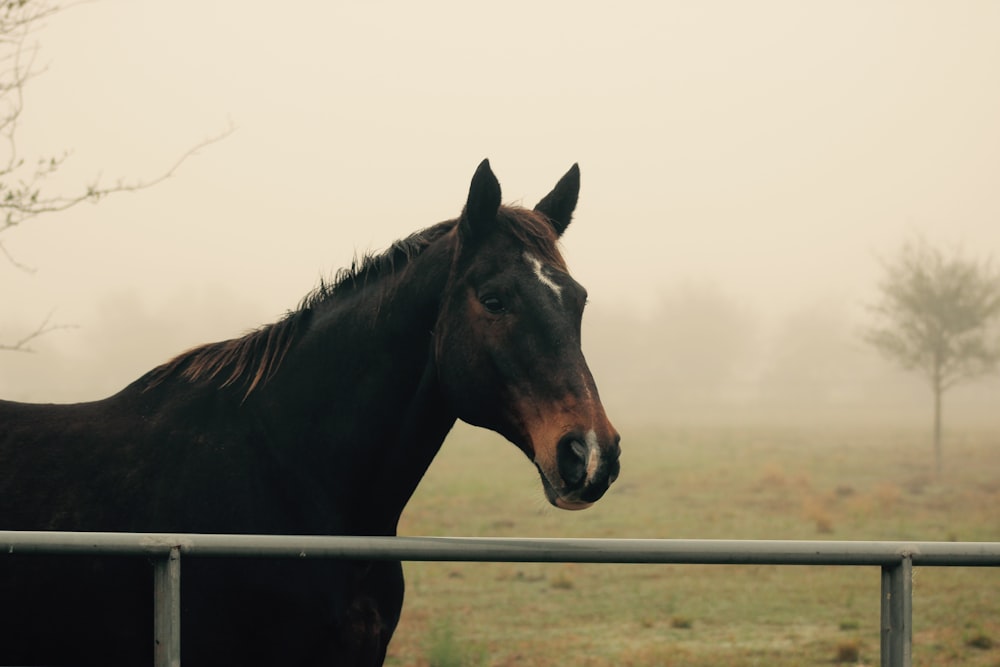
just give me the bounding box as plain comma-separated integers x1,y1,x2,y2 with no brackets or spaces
0,159,620,666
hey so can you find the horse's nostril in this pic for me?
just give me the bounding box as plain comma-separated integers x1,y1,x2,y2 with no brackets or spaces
557,437,588,488
607,457,621,485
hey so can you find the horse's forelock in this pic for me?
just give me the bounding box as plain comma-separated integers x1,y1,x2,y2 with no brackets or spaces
496,207,567,271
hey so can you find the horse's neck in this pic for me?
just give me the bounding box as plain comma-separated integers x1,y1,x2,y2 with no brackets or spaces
365,343,457,533
261,242,457,534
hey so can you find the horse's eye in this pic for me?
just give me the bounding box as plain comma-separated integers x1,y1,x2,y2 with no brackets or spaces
480,296,505,314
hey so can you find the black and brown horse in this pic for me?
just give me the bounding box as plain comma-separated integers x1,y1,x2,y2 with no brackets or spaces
0,160,620,666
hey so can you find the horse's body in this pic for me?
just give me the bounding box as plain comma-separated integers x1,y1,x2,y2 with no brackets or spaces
0,161,619,666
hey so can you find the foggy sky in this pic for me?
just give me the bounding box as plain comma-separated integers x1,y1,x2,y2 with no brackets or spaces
3,1,999,417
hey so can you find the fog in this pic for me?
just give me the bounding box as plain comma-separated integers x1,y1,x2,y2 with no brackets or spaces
2,2,999,429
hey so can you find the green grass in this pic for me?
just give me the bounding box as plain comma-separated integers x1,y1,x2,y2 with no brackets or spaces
386,421,1000,666
424,617,487,667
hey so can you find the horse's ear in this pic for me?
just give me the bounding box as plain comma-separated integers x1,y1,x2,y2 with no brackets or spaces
460,158,502,240
534,163,580,237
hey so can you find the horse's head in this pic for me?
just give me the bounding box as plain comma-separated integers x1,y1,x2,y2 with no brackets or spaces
435,160,620,510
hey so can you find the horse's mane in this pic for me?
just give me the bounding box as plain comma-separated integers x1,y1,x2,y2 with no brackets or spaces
143,206,561,398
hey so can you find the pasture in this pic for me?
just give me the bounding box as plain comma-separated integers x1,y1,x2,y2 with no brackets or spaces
387,421,1000,666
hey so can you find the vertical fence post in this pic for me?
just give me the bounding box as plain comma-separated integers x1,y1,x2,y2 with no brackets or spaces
153,546,181,667
880,555,912,667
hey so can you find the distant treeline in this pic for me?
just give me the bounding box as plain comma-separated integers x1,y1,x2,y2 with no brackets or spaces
583,285,998,428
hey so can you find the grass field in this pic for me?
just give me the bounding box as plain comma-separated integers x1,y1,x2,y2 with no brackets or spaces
385,420,1000,666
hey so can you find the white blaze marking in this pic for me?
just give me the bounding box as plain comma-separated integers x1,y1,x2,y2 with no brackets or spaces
580,374,594,402
584,429,599,481
525,253,562,302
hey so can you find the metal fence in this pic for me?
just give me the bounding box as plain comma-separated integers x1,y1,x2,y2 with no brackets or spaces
3,531,1000,667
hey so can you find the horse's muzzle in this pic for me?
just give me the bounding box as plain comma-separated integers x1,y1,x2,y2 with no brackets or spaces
541,430,621,510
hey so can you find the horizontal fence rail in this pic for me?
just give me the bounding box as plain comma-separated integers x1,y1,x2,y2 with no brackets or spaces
6,531,1000,565
4,531,1000,667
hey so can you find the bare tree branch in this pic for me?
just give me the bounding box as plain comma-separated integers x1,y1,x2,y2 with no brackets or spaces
0,235,32,270
0,310,76,352
1,0,232,351
0,122,234,235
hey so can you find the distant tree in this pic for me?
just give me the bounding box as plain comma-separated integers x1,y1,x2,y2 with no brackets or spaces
863,237,1000,474
1,0,229,351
